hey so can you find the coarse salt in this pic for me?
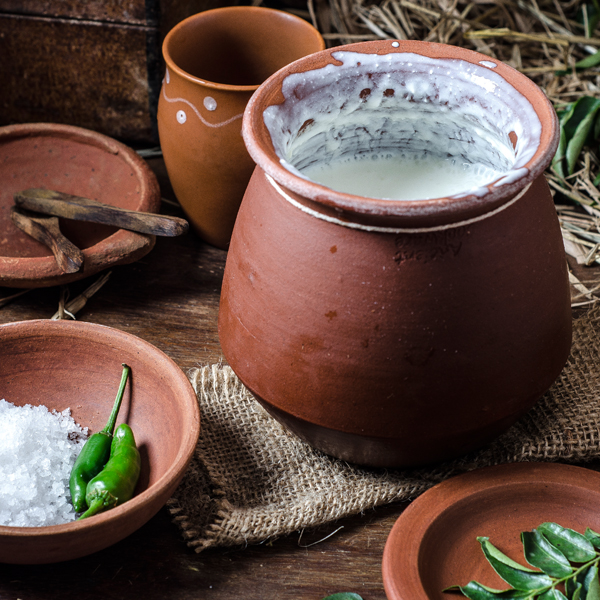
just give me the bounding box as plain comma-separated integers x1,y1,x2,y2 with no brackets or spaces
0,399,88,527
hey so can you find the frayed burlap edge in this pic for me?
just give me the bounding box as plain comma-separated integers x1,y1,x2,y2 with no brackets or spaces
167,310,600,553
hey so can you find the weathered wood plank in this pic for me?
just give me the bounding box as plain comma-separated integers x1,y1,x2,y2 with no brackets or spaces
0,13,160,142
0,0,154,26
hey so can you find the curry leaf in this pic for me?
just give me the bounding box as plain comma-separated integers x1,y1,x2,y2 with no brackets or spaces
586,529,600,550
538,589,568,600
447,524,600,600
561,99,590,140
565,98,600,175
565,565,600,600
553,97,600,176
478,537,553,591
538,523,597,563
583,565,600,600
566,579,583,600
446,581,534,599
566,566,589,599
321,594,364,600
574,51,600,71
552,125,568,179
555,50,600,76
522,530,573,578
594,113,600,141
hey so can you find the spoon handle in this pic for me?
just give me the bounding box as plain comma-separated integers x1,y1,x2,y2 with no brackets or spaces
10,206,84,274
14,188,189,237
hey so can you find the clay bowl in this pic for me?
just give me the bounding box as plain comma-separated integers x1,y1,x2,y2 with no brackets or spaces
0,319,200,564
382,462,600,600
0,123,161,288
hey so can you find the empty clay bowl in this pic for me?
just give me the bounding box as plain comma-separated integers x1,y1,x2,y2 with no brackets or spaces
0,319,200,564
0,123,161,288
382,462,600,600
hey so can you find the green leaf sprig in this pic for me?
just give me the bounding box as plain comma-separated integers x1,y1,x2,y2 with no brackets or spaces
555,50,600,77
552,97,600,181
321,594,364,600
445,522,600,599
552,2,600,76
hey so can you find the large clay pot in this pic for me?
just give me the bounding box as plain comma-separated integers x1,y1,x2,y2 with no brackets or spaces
158,7,325,249
218,40,572,468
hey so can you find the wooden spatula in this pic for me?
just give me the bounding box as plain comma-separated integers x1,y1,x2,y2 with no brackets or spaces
14,188,189,237
10,206,84,273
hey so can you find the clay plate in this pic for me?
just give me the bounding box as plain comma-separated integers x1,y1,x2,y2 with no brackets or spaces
382,462,600,600
0,319,200,564
0,123,161,288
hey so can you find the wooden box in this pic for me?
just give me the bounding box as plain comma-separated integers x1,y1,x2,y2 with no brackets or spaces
0,0,233,144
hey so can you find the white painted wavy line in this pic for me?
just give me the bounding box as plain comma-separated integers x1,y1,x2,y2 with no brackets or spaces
162,85,243,128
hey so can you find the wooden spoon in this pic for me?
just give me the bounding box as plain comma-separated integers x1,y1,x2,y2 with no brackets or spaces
10,206,84,273
14,188,189,237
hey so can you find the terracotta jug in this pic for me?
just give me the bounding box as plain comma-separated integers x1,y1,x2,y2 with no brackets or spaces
218,40,572,468
157,7,325,249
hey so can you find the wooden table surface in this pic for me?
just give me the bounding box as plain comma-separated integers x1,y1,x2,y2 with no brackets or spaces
0,157,404,600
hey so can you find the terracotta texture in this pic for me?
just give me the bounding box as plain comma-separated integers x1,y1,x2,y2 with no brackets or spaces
0,319,200,564
218,40,572,468
0,123,161,288
381,462,600,600
157,6,325,249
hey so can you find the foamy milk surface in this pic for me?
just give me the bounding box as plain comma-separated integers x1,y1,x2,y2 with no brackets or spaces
303,154,504,200
263,50,542,201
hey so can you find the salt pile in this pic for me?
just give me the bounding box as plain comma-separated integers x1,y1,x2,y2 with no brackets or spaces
0,399,88,527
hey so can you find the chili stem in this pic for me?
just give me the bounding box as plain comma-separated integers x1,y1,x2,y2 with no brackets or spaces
100,364,131,436
78,498,107,520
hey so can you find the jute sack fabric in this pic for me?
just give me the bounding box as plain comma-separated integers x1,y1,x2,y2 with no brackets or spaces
167,310,600,553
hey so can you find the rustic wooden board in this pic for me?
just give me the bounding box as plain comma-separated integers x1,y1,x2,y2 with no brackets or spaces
0,0,241,143
0,0,155,25
0,13,160,143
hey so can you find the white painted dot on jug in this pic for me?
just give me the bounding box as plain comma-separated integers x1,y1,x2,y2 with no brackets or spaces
204,97,218,111
176,110,187,124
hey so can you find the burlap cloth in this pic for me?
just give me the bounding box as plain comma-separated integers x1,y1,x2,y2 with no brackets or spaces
167,310,600,553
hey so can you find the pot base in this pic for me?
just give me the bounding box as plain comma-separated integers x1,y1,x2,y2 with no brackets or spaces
249,388,538,468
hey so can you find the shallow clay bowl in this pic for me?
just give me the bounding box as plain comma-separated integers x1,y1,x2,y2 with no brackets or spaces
0,319,200,564
0,123,161,288
382,462,600,600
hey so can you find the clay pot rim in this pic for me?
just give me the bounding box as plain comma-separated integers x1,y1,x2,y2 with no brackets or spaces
162,6,325,93
0,319,200,544
0,122,160,288
242,40,560,229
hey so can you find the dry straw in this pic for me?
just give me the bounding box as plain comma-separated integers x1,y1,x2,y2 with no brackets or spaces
51,271,112,320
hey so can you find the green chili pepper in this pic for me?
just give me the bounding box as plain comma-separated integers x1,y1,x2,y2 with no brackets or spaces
69,364,131,512
78,422,141,519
